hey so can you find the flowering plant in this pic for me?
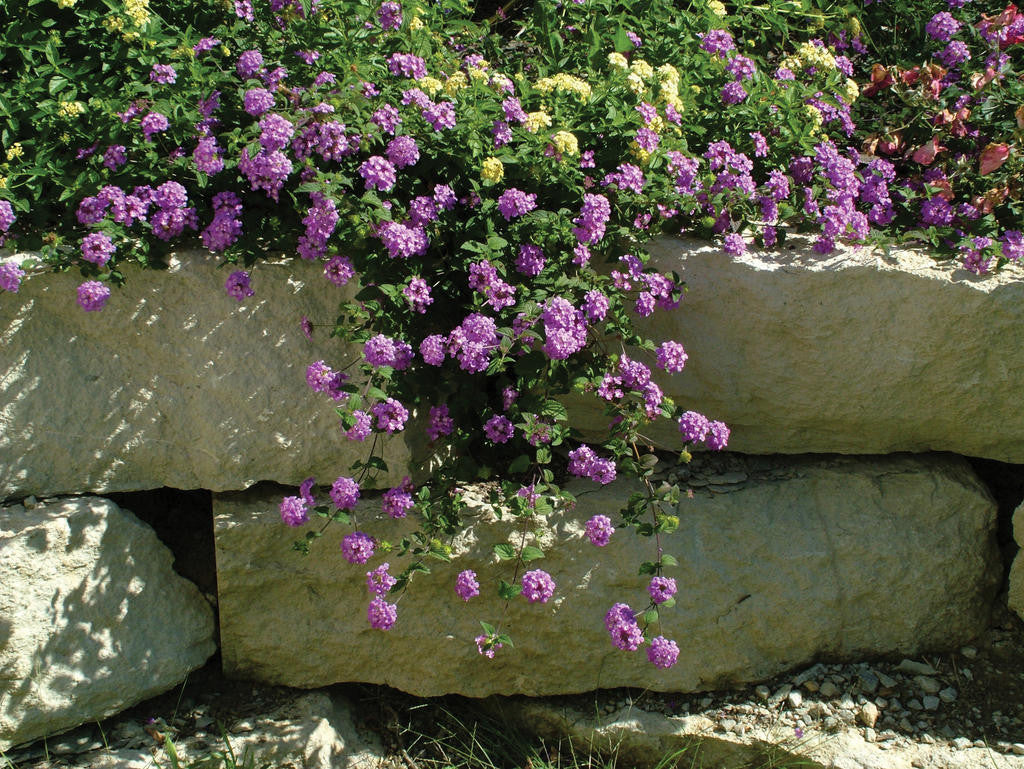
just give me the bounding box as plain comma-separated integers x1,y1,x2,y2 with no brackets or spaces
0,0,1021,663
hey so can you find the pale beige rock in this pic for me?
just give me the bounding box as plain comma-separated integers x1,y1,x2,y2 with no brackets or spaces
215,453,997,697
569,236,1024,462
0,497,216,750
1008,502,1024,621
505,699,1024,769
0,252,412,499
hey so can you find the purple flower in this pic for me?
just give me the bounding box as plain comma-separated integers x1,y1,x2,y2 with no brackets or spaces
386,135,419,168
367,597,397,629
647,636,679,669
585,514,614,547
423,101,456,131
706,420,730,450
382,479,414,518
345,409,372,441
377,220,428,258
372,104,402,134
149,64,177,84
259,113,294,152
656,341,688,373
484,414,514,443
699,29,735,57
723,232,746,255
244,88,276,117
324,254,355,286
750,132,768,157
77,280,110,311
372,398,409,433
237,50,264,79
726,55,755,81
1002,231,1024,262
388,53,427,79
403,276,433,313
521,569,555,603
492,120,512,147
420,334,446,366
331,476,361,510
193,137,224,175
605,603,642,651
583,290,609,322
721,82,747,105
280,495,309,527
427,404,454,440
573,194,611,245
342,531,375,564
926,11,960,41
103,145,127,171
455,570,480,601
678,411,710,443
238,148,292,201
367,563,397,596
515,244,545,277
193,37,220,53
0,262,25,292
140,112,169,142
497,188,537,221
378,0,402,29
648,576,677,604
602,163,645,194
81,233,115,266
364,334,398,367
225,270,254,301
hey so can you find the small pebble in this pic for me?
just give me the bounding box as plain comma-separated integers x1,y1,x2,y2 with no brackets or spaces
858,671,879,694
973,740,986,749
915,676,941,694
922,696,940,711
938,687,957,704
953,737,971,750
819,681,840,698
23,495,38,509
877,671,898,688
858,702,879,728
864,727,876,742
920,734,935,744
960,646,977,659
755,685,771,700
907,699,923,711
720,718,737,732
1013,744,1024,756
802,680,819,693
770,684,792,704
787,691,803,709
898,659,937,676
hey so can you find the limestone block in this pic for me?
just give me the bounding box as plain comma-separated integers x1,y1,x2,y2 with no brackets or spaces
0,252,412,499
570,237,1024,462
214,453,998,697
1008,502,1024,620
0,497,216,750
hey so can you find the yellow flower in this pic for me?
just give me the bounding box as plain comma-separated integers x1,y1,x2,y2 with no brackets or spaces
630,59,654,80
221,45,231,57
468,67,488,81
6,143,24,161
419,76,443,96
409,13,424,30
708,0,727,17
626,72,646,94
56,0,76,7
648,115,665,134
57,100,84,118
481,157,504,183
59,132,71,144
122,30,140,42
0,176,7,189
656,64,680,85
103,15,125,31
848,16,861,37
524,111,551,133
608,52,629,70
125,0,150,26
805,104,823,133
444,71,468,95
551,130,578,156
844,78,859,103
631,145,651,164
534,73,591,101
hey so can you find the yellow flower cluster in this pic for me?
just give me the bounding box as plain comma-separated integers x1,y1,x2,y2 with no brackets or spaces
843,77,859,103
780,42,837,74
56,0,76,8
481,157,504,183
534,73,591,102
608,52,629,70
551,130,579,156
125,0,151,27
57,101,84,119
630,59,654,80
445,71,468,95
626,73,645,94
0,177,7,189
524,110,552,133
708,0,727,17
6,143,24,161
103,15,125,31
805,104,824,133
467,59,489,81
409,11,424,30
418,76,443,96
656,63,685,114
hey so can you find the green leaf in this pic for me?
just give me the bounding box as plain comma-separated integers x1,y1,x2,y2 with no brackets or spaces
498,579,523,599
520,545,544,562
638,560,658,575
643,608,660,625
535,447,551,464
508,454,531,474
493,543,516,560
660,554,679,568
541,399,568,421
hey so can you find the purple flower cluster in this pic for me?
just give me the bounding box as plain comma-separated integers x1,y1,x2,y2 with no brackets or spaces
280,495,309,527
367,562,397,596
297,192,338,260
541,296,587,360
378,0,402,29
468,259,516,311
448,313,498,372
656,341,688,373
386,135,420,168
605,603,643,651
403,276,433,313
388,53,427,79
77,280,111,312
359,155,397,191
372,397,409,433
483,414,514,443
515,244,545,277
584,514,615,547
926,11,961,41
648,576,677,604
382,478,414,518
237,50,264,79
149,64,177,84
647,636,679,669
497,188,537,221
103,145,127,171
567,445,616,484
583,290,609,322
699,29,735,58
239,147,292,201
324,254,355,286
455,569,479,601
0,262,25,293
331,475,361,510
602,163,645,194
193,137,224,175
377,220,429,259
572,194,611,245
81,232,115,266
225,270,254,301
368,597,397,629
427,404,454,440
344,410,372,441
140,112,168,142
423,101,456,131
521,569,555,603
678,410,730,450
342,531,375,564
259,113,294,152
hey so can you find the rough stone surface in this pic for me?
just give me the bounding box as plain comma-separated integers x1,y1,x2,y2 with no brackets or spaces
503,698,1024,769
569,236,1024,462
215,452,998,697
0,252,413,500
1009,502,1024,621
0,497,216,750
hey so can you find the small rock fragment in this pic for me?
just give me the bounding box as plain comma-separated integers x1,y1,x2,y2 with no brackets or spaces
907,699,923,711
787,691,803,709
819,681,840,698
755,685,771,701
915,676,941,694
858,671,879,694
898,659,938,676
938,687,957,704
858,702,880,728
953,737,972,750
960,646,978,659
877,671,898,688
864,727,876,742
1013,744,1024,756
922,696,940,711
